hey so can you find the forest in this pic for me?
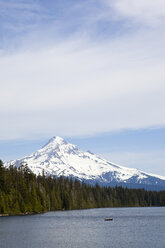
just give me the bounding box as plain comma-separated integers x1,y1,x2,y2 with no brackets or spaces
0,159,165,215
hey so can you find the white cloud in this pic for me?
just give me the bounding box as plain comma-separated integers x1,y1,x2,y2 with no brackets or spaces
106,0,165,25
0,27,165,139
0,0,165,139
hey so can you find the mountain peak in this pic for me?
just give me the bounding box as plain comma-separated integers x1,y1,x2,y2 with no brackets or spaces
5,137,165,190
43,136,67,147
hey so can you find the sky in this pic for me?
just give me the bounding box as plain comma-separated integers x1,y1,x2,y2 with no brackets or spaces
0,0,165,176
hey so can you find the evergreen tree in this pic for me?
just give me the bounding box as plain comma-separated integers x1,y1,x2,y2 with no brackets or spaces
0,159,165,215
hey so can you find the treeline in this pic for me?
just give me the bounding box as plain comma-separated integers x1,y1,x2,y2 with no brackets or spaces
0,160,165,215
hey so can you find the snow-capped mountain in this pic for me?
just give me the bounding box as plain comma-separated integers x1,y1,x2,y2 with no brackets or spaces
6,136,165,190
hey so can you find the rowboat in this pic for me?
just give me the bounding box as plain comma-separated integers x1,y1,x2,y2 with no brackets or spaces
104,217,113,221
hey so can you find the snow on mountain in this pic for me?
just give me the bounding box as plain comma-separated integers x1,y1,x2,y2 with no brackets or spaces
6,136,165,188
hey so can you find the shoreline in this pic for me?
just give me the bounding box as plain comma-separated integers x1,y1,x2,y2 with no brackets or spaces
1,206,165,217
0,214,9,217
0,212,44,217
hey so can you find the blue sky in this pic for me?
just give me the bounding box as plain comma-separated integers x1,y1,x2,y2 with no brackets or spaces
0,0,165,175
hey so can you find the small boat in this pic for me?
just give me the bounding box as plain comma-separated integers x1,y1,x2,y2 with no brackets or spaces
104,217,113,221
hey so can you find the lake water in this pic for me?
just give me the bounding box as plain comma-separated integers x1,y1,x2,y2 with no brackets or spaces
0,207,165,248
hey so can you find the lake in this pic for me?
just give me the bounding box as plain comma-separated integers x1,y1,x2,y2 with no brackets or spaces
0,207,165,248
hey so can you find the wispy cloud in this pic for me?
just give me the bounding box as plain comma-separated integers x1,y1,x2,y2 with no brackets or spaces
0,0,52,49
0,0,165,139
0,0,44,25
